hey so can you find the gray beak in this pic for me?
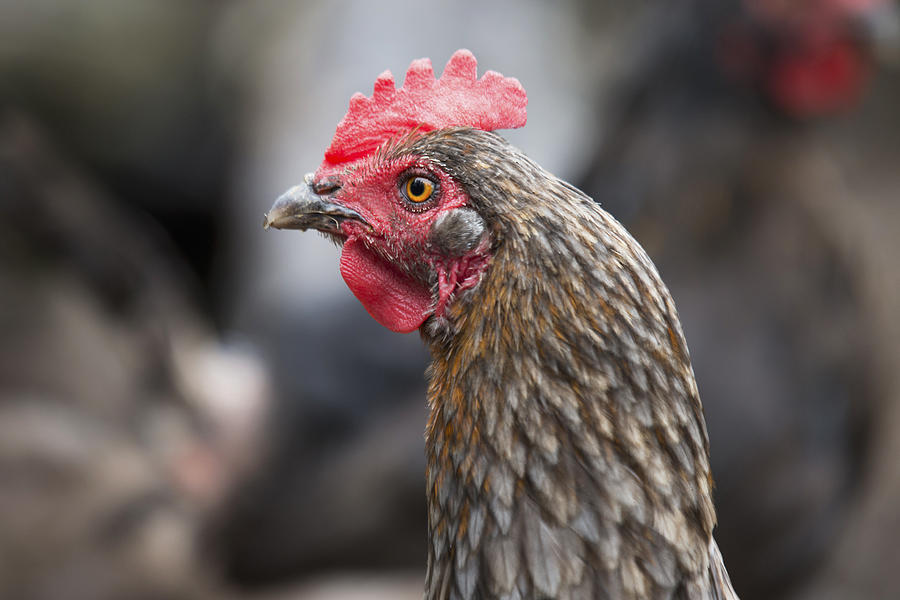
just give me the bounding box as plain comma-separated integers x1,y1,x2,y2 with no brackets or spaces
263,176,365,233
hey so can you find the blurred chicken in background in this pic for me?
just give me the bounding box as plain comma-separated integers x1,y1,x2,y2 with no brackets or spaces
0,112,269,599
0,0,898,599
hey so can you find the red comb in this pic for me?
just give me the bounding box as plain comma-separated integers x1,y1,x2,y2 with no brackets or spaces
318,49,527,174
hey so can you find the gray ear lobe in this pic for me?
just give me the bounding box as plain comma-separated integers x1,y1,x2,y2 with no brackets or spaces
428,208,488,257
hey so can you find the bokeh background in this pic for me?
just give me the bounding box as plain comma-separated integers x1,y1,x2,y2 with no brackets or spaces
1,0,899,599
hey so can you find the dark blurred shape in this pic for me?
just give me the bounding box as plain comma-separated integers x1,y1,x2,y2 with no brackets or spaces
0,0,234,309
213,382,428,584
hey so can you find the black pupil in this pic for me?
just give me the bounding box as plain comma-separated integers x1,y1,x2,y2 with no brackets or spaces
410,178,427,197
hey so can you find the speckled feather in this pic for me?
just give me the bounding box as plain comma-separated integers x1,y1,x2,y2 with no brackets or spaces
387,129,740,600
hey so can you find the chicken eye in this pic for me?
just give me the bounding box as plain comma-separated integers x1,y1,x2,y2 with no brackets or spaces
403,176,435,204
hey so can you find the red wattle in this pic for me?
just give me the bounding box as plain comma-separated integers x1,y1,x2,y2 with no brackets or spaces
339,239,433,333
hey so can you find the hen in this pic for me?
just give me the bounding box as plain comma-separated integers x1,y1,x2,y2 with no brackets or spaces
265,50,738,600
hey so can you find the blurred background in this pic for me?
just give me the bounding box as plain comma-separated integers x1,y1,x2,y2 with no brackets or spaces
1,0,899,598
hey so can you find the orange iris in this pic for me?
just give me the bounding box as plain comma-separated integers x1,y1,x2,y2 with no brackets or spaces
405,177,434,203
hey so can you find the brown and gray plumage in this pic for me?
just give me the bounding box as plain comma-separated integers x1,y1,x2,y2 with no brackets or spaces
265,52,738,600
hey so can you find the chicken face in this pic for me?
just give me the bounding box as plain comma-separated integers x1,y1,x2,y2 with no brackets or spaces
264,50,525,334
264,135,492,334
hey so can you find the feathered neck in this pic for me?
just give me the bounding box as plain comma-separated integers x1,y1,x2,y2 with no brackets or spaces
414,128,717,599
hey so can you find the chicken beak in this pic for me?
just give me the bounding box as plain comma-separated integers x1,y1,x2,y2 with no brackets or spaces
263,177,365,233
